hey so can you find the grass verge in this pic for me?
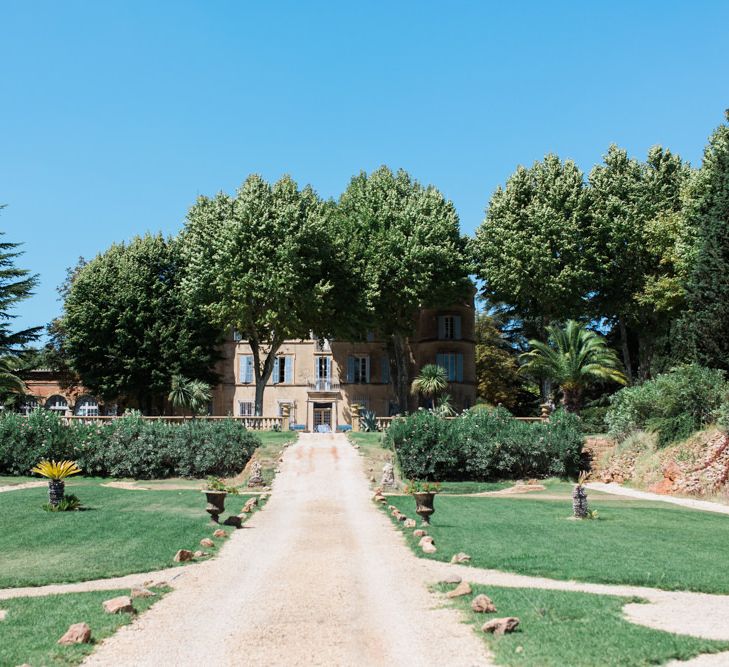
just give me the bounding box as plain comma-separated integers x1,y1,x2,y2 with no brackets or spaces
0,587,168,666
439,583,729,666
241,430,298,486
347,432,397,488
0,478,257,588
388,494,729,594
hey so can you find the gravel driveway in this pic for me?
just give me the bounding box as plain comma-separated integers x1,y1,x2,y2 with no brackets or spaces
83,433,490,666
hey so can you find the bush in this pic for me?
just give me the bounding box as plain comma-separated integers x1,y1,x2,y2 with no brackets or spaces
0,409,260,479
606,365,727,446
386,407,583,481
578,406,608,435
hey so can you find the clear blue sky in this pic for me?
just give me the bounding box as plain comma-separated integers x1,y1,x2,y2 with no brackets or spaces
2,0,728,336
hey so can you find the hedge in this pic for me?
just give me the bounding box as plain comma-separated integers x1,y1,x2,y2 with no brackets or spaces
386,407,583,481
0,409,260,479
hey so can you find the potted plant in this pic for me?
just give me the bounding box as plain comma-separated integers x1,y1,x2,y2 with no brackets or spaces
202,476,239,523
404,479,441,525
31,459,82,507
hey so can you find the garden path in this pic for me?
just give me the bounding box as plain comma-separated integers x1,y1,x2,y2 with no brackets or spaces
81,433,492,666
0,481,45,493
586,482,729,516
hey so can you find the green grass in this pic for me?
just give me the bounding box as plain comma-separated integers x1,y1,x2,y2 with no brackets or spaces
388,494,729,593
243,430,298,485
440,584,729,666
0,587,167,666
347,432,385,448
437,481,513,494
0,479,255,588
0,475,37,485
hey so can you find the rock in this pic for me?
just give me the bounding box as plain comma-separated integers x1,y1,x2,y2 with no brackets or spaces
481,617,520,635
450,552,471,564
223,515,242,528
471,594,497,613
373,494,387,504
130,587,155,599
388,505,397,511
397,514,407,522
381,462,395,488
247,460,264,487
418,535,434,547
421,542,437,554
58,622,92,645
213,529,227,538
446,581,472,598
413,529,427,538
404,518,416,528
241,497,258,513
439,573,462,585
103,596,134,614
200,538,215,548
173,549,193,562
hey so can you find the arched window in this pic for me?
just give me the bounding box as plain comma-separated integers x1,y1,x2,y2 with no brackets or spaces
45,395,69,413
75,396,99,417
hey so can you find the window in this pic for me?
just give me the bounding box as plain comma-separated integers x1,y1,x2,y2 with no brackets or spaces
239,401,254,417
347,355,370,383
435,353,464,382
75,396,99,417
45,395,68,413
438,315,462,340
239,355,254,384
272,356,293,384
232,329,243,342
20,399,38,415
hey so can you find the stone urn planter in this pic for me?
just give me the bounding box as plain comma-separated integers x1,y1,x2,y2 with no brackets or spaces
202,490,227,523
413,492,436,525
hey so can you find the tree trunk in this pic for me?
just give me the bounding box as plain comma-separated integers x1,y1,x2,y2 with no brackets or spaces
390,333,410,415
572,484,588,518
251,338,281,416
562,387,582,414
619,316,633,385
637,332,654,381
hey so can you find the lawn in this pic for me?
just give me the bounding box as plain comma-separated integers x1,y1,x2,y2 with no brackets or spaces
0,587,167,666
388,494,729,594
440,583,729,666
0,478,256,588
238,430,298,486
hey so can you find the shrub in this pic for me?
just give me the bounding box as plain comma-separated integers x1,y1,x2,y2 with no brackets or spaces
0,409,260,479
606,365,727,446
578,406,609,435
386,407,583,481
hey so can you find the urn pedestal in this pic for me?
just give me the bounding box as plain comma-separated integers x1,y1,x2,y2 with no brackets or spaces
203,490,227,523
413,492,436,525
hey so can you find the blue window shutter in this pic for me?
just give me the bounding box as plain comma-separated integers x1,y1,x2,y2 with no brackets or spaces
241,355,253,384
272,357,280,384
454,316,462,340
381,357,390,384
326,356,332,380
437,316,446,340
347,356,355,383
456,353,464,382
436,353,446,373
365,357,371,383
285,356,293,383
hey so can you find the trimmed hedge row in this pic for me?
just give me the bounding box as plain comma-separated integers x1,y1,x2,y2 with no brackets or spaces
386,407,583,481
0,409,260,479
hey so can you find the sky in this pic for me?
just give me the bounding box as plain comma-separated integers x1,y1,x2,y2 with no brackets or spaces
1,0,728,336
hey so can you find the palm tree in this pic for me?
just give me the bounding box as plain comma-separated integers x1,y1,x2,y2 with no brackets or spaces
519,320,627,413
411,364,448,408
0,355,27,406
168,375,211,417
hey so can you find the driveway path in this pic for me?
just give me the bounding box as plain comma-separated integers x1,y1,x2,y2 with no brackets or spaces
83,433,490,666
586,482,729,516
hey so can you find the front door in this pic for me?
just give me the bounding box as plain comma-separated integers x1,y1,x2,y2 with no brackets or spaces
313,402,332,431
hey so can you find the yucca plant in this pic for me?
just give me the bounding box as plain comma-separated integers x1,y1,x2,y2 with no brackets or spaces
31,459,82,507
411,364,448,408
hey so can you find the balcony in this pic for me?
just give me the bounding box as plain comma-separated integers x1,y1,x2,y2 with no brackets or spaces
307,379,340,394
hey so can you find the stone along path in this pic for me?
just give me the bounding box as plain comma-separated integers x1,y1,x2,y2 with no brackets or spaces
83,433,491,666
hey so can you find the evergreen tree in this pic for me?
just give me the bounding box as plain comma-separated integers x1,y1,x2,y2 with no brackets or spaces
678,111,729,370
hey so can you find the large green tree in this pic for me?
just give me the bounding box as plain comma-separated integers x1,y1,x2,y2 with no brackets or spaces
335,166,470,412
180,174,344,415
677,111,729,370
59,233,220,412
472,155,594,332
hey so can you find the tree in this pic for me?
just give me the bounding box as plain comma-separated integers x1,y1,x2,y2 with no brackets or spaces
472,155,594,331
59,234,221,412
168,374,211,417
677,111,729,371
410,364,448,407
0,213,41,403
180,174,342,415
336,166,470,412
519,320,626,413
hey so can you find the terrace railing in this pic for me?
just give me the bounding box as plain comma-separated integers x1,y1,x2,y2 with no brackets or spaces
59,415,284,430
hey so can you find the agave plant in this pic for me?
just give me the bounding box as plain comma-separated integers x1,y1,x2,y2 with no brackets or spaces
31,459,82,507
360,409,378,432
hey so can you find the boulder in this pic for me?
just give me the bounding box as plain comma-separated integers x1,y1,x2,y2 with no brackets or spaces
103,596,134,614
471,594,497,613
450,552,471,564
241,497,258,513
439,574,462,585
173,549,194,563
130,587,155,599
58,622,92,645
481,617,520,635
418,535,434,548
373,494,387,504
223,515,242,528
397,514,408,523
421,542,437,554
213,529,227,538
413,529,427,538
200,538,215,548
193,550,209,558
404,519,416,528
388,505,397,512
446,581,472,598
